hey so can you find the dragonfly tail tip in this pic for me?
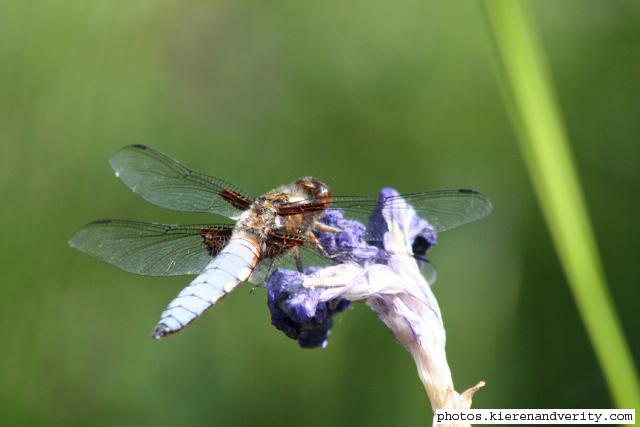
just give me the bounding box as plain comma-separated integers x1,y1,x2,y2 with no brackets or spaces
151,323,171,340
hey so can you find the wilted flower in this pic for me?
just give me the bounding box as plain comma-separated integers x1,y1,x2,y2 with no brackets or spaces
266,187,483,413
267,267,350,348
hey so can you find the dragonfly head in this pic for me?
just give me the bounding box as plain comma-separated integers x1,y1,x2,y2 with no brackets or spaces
295,177,332,208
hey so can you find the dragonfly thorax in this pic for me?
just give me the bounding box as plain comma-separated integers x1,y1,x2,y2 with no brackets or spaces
235,196,282,242
235,178,331,244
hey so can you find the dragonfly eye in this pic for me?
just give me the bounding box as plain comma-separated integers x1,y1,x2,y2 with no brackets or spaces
296,178,331,200
313,180,331,200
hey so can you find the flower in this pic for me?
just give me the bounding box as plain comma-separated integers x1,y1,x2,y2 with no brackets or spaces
265,187,483,412
266,187,439,349
314,187,438,266
315,208,385,264
368,187,438,268
267,267,350,348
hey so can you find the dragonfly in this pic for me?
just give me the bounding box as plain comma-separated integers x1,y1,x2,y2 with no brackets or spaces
69,145,492,339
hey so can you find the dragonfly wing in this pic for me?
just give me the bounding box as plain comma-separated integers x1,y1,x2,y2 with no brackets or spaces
389,189,493,233
420,259,438,285
110,145,254,217
311,189,492,239
249,231,335,283
274,243,335,272
248,247,334,286
69,220,233,276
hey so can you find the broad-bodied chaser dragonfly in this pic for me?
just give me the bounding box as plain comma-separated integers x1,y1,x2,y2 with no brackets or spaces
69,145,492,339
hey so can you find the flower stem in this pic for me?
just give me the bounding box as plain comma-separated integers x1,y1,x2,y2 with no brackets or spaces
483,0,640,409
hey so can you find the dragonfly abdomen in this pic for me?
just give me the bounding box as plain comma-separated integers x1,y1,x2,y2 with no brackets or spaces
152,235,261,339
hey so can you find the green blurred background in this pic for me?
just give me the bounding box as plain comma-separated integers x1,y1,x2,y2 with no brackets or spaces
1,0,638,425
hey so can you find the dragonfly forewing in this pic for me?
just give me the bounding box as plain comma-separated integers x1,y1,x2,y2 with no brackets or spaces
279,189,492,240
110,145,254,218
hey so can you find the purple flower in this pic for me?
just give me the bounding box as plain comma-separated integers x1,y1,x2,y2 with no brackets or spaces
267,268,350,348
316,209,385,264
265,187,486,410
367,188,437,267
266,187,438,348
315,187,437,266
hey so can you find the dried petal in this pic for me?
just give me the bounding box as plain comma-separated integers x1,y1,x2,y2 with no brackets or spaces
266,268,350,348
317,209,385,264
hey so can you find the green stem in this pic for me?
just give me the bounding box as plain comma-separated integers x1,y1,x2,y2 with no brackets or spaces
483,0,640,409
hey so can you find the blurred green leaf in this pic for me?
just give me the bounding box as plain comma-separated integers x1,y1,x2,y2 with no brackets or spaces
483,0,640,409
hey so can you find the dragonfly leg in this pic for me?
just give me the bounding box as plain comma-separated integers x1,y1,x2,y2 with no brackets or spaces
307,230,333,259
314,221,341,234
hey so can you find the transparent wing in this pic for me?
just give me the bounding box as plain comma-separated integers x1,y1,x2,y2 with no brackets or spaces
330,189,492,235
416,258,438,285
279,189,492,238
249,245,334,286
69,220,233,276
279,243,335,271
110,145,254,218
263,243,436,282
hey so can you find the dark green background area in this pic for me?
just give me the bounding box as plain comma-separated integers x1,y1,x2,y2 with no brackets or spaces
1,1,638,426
